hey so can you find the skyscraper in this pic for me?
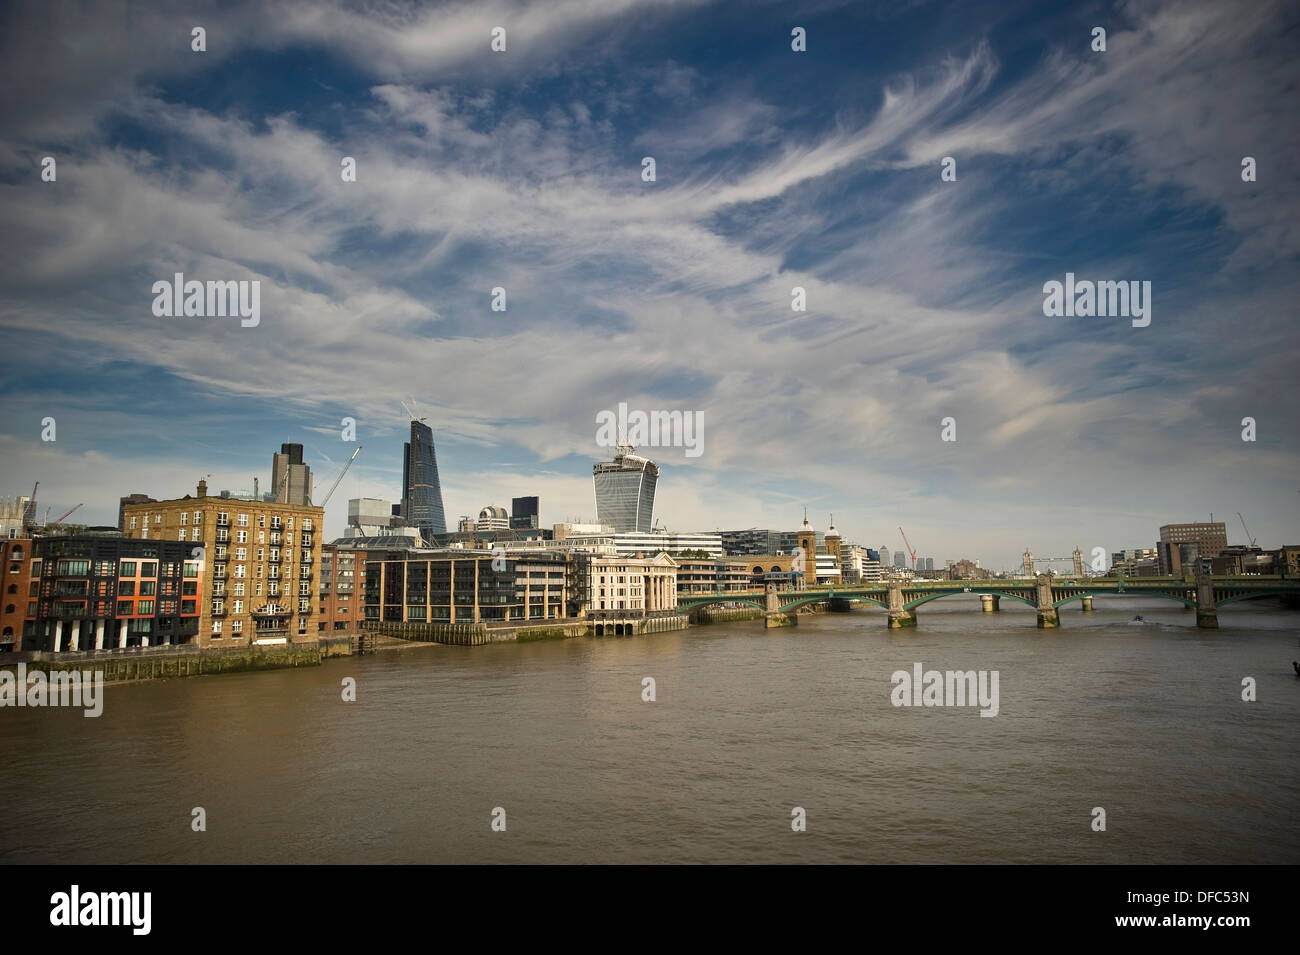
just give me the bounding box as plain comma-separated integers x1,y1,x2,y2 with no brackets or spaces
593,446,658,533
271,443,312,505
402,421,447,540
510,496,540,530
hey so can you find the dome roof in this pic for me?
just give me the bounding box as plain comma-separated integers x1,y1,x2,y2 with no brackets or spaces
479,505,509,520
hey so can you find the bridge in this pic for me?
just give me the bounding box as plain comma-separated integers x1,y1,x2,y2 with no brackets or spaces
675,574,1300,629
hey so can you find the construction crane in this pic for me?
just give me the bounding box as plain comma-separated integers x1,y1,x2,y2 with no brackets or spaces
1237,512,1256,547
22,481,38,530
400,399,427,423
319,446,363,508
49,503,83,525
898,526,918,569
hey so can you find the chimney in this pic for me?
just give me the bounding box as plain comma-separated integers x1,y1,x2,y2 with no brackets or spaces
197,479,208,498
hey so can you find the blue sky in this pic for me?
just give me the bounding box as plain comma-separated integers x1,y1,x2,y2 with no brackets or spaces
1,0,1297,571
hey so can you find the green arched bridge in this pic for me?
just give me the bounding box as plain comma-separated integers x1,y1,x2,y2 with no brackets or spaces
676,574,1300,629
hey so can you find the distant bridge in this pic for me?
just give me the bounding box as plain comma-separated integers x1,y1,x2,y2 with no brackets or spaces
676,575,1300,629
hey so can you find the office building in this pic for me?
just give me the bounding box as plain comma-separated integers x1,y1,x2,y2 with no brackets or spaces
475,506,511,531
510,496,540,530
402,421,448,539
271,443,313,506
592,446,658,533
364,549,576,624
589,553,678,613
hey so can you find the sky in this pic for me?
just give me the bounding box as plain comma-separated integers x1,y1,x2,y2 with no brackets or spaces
0,0,1297,573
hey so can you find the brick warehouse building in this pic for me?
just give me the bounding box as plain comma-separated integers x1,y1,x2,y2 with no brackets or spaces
122,480,323,647
0,537,36,651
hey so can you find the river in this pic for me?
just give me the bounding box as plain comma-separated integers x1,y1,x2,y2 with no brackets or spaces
2,595,1297,864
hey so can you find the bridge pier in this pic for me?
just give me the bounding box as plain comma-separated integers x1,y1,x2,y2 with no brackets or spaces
887,582,917,629
1196,574,1218,629
1036,574,1060,628
980,594,1000,612
765,584,797,628
1079,595,1093,612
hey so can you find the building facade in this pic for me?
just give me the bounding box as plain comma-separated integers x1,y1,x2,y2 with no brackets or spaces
25,536,202,652
122,480,323,647
402,420,448,539
592,446,659,533
0,537,35,652
271,443,312,505
589,554,677,613
510,496,540,530
364,550,575,624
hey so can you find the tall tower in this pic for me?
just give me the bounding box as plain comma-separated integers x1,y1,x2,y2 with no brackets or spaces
402,420,448,540
1072,546,1084,577
271,443,312,505
593,446,659,532
1022,549,1034,578
825,516,842,563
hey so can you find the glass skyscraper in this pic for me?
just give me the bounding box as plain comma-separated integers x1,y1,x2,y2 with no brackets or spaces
402,421,447,540
593,446,659,533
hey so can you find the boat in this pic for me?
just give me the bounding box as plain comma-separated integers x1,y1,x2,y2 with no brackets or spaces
1131,614,1144,622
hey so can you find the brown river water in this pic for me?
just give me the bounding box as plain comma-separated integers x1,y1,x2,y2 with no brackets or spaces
2,595,1297,864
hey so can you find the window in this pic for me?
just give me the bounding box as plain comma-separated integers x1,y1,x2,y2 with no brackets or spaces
287,517,294,529
136,600,154,615
139,581,155,596
154,514,162,524
56,559,90,576
120,561,137,576
140,527,149,539
258,515,265,528
141,562,156,577
303,519,313,531
116,601,133,616
182,582,197,596
184,563,198,578
217,512,229,525
237,530,248,544
181,600,196,614
178,528,187,541
119,581,136,596
231,620,242,633
258,531,265,544
237,514,248,527
129,516,137,529
233,583,245,597
180,512,188,525
193,511,201,524
236,547,247,560
232,600,243,614
255,583,263,596
212,621,222,634
285,533,292,545
235,565,245,579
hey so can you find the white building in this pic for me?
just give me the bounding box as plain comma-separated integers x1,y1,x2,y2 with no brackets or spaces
589,553,678,612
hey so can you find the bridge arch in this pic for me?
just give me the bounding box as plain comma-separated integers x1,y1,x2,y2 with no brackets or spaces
903,590,1037,612
778,593,886,612
678,595,767,613
1214,590,1296,608
1052,590,1194,610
